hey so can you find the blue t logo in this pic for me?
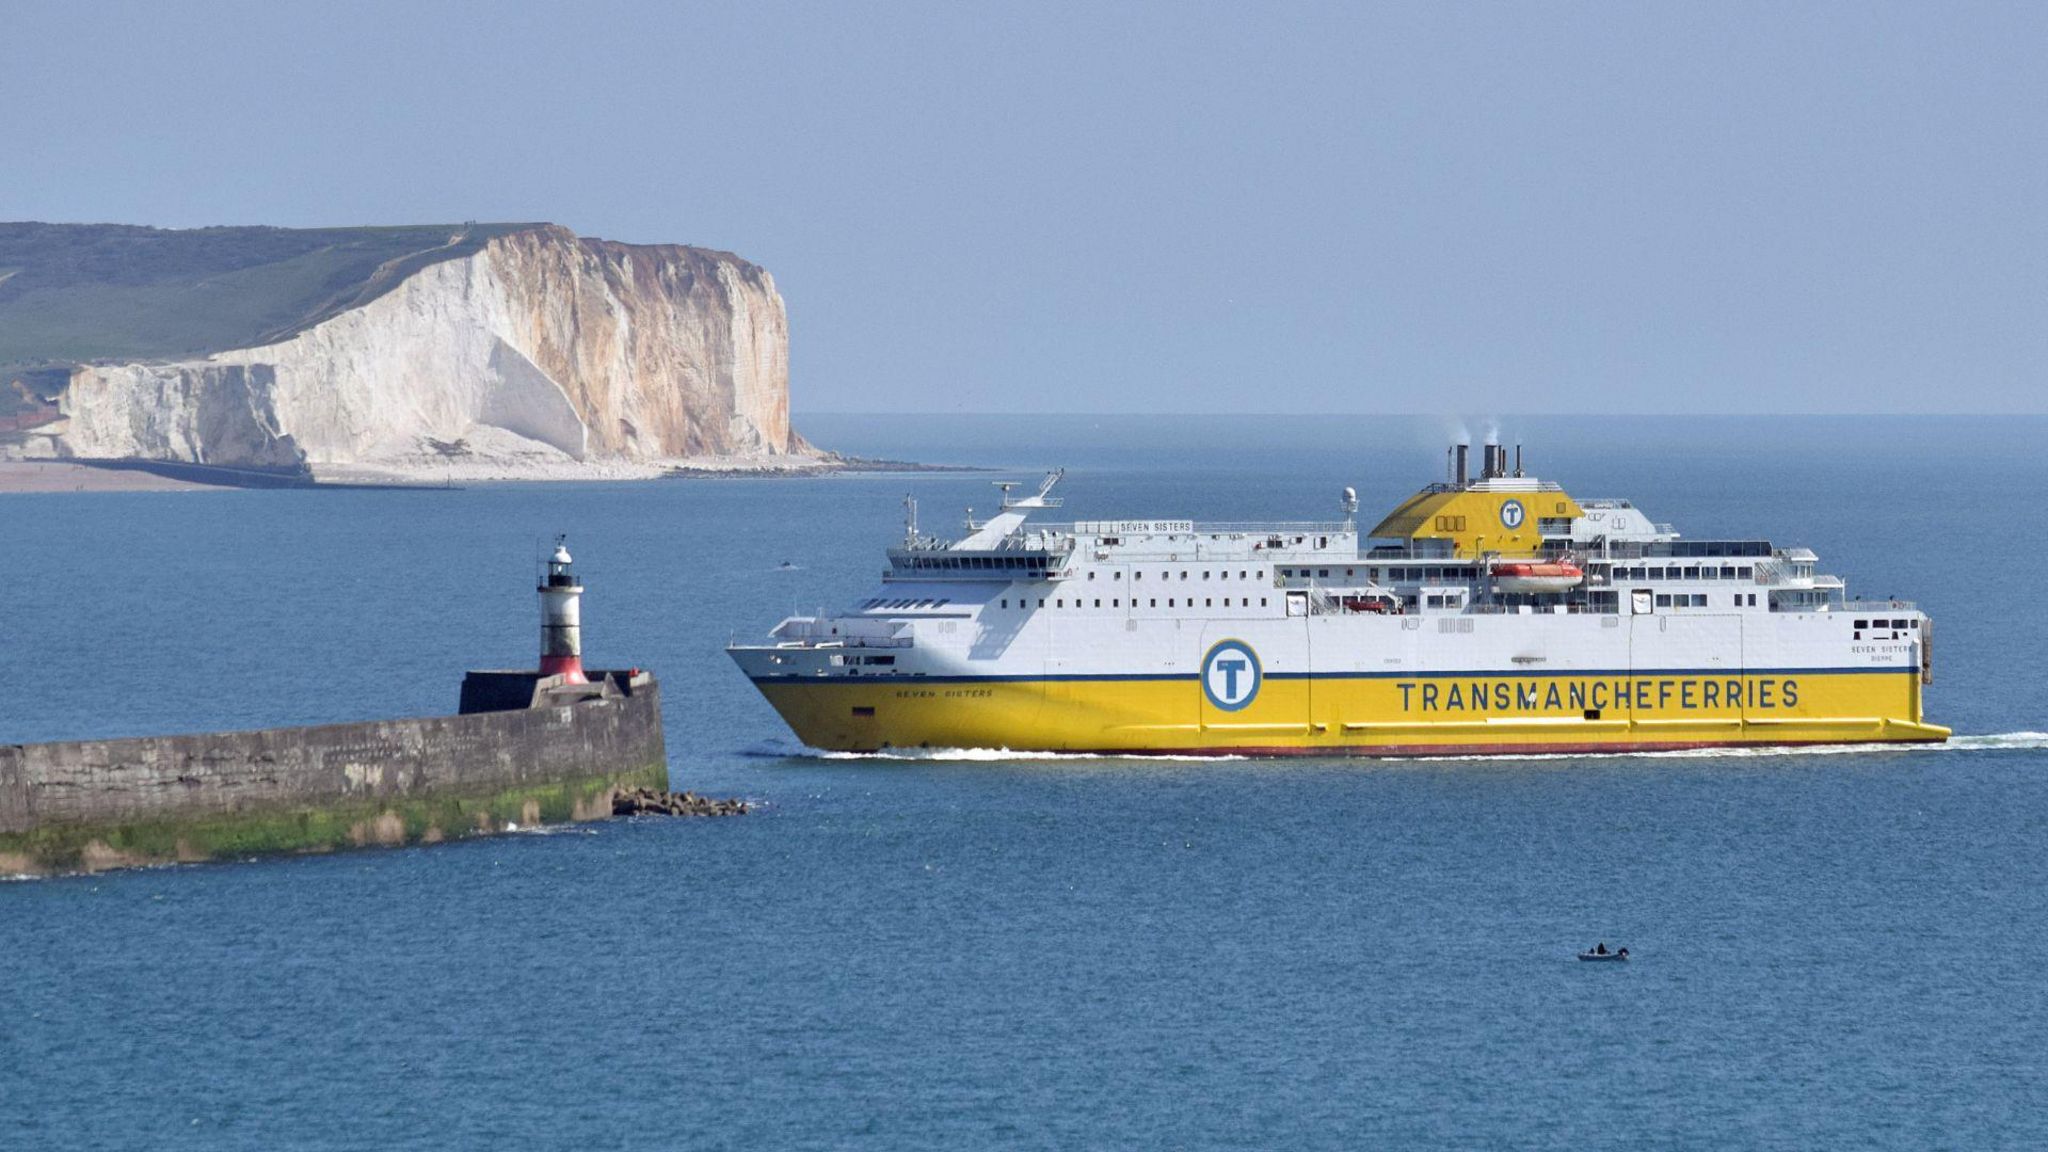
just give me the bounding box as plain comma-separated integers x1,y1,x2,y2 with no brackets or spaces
1215,658,1246,699
1202,640,1262,712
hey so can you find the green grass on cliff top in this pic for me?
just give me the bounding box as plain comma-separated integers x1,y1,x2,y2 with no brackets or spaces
0,222,542,378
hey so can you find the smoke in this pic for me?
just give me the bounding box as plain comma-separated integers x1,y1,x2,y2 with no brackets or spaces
1436,416,1504,447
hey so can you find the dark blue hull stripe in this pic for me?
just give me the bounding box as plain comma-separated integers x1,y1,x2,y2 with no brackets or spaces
744,665,1916,686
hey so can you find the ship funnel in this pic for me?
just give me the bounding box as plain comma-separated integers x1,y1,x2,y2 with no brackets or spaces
1454,443,1469,488
1514,443,1524,478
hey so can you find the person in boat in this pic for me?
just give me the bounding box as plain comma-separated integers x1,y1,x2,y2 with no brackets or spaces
1617,948,1629,958
1595,942,1608,955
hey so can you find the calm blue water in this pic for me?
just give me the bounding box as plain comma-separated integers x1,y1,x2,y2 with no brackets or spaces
5,415,2048,1149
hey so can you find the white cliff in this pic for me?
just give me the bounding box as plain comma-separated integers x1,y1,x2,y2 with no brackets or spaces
38,225,809,479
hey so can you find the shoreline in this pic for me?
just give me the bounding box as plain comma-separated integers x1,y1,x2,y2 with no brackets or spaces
0,454,985,493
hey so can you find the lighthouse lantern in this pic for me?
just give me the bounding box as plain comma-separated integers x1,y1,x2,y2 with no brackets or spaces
538,535,587,684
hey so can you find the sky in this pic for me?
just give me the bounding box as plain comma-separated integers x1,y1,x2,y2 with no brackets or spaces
3,1,2043,415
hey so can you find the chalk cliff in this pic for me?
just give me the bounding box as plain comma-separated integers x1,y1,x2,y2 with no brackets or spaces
6,223,809,478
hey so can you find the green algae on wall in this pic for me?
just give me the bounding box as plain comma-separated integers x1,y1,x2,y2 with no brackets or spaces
0,675,668,876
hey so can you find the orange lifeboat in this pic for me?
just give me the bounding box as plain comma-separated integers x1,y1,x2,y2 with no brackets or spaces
1491,560,1584,594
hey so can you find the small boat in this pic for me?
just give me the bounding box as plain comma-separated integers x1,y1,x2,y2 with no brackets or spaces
1578,948,1630,962
1492,560,1585,594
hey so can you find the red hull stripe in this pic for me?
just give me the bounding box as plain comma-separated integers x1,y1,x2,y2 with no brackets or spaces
872,737,1947,759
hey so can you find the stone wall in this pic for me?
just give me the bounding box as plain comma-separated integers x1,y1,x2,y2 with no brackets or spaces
0,674,666,874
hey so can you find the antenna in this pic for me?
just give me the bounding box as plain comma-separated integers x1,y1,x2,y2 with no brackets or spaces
1003,468,1065,509
903,493,919,547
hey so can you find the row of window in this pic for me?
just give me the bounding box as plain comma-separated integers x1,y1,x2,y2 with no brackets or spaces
999,597,1272,611
861,597,954,610
1085,568,1266,582
1657,540,1774,558
901,555,1051,572
1282,566,1483,582
1651,593,1760,608
1616,565,1754,581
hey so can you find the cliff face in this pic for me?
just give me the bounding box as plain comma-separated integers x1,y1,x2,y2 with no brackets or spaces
23,224,801,473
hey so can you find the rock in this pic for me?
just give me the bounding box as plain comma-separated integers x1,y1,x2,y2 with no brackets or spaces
611,787,749,818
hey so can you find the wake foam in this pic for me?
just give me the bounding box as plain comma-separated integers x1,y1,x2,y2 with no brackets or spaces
1946,731,2048,752
741,739,1244,763
744,733,2048,765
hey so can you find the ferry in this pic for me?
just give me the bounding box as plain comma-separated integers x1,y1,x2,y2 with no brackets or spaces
728,445,1945,756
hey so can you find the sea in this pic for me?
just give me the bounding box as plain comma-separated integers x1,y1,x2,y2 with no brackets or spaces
5,414,2048,1150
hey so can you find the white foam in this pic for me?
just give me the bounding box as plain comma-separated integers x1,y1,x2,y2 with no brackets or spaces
1370,731,2048,764
746,733,2048,765
1947,731,2048,751
744,739,1243,763
816,747,1248,763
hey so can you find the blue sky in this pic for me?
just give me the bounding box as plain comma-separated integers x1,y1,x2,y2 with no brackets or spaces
4,1,2042,414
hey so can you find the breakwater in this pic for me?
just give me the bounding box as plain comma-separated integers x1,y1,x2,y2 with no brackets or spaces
0,670,665,875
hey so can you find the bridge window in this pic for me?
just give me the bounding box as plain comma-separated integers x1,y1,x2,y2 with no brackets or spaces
1656,594,1672,608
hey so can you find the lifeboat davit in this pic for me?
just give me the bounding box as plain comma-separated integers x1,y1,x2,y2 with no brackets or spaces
1491,560,1584,594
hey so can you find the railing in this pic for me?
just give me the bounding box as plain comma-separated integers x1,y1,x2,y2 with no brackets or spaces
1026,520,1357,537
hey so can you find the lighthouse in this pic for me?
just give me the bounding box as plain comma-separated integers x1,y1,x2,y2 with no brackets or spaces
538,536,587,684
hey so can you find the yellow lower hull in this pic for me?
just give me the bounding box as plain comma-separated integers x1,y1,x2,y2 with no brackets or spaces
754,670,1946,755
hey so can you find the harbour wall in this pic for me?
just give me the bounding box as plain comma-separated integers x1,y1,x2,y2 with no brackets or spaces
0,672,666,875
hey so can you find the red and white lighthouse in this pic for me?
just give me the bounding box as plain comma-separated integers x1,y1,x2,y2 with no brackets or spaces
538,536,587,684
